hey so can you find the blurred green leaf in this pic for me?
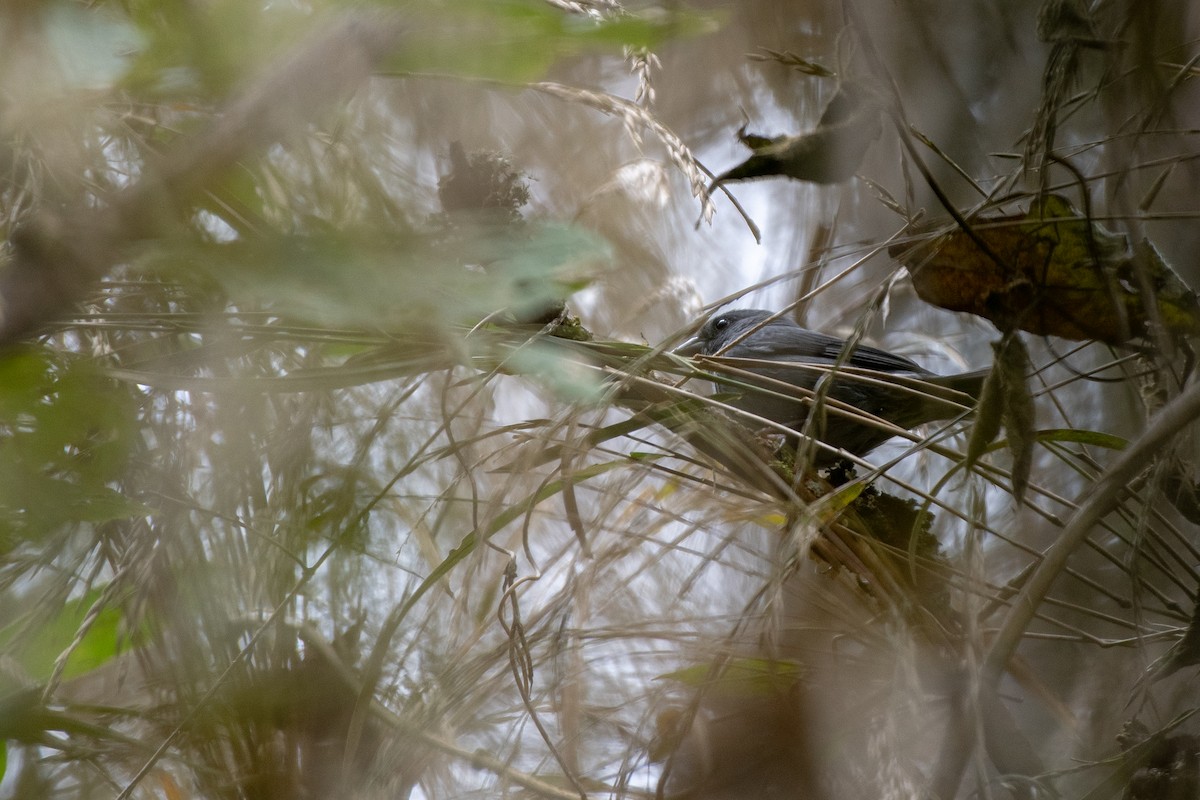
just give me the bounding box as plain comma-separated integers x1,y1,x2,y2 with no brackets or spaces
0,587,128,684
0,473,150,533
43,2,143,90
148,222,609,331
505,340,606,403
116,0,714,100
383,0,716,83
121,0,306,98
0,351,142,546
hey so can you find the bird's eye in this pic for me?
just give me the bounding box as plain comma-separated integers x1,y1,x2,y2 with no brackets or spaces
713,317,730,332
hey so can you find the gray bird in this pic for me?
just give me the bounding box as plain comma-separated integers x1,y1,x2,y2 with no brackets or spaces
675,309,987,460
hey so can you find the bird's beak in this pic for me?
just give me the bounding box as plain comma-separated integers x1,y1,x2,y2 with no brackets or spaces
673,336,706,357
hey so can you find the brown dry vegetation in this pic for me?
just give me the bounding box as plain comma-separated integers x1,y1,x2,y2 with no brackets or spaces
1,2,1199,799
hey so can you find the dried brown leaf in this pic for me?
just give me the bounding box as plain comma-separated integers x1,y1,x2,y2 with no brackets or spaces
891,195,1200,344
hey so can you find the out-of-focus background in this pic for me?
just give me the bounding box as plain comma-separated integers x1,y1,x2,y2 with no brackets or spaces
1,1,1199,798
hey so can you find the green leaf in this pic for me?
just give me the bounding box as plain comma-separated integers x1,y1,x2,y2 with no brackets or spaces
149,223,609,331
0,588,129,684
121,0,307,98
504,340,606,403
0,351,142,545
817,480,866,518
381,0,716,83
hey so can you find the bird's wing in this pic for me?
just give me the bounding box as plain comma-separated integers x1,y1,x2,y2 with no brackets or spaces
726,325,927,375
842,342,929,374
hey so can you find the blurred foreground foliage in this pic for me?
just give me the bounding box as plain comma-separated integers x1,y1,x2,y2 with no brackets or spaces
0,1,696,796
1,1,1200,799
